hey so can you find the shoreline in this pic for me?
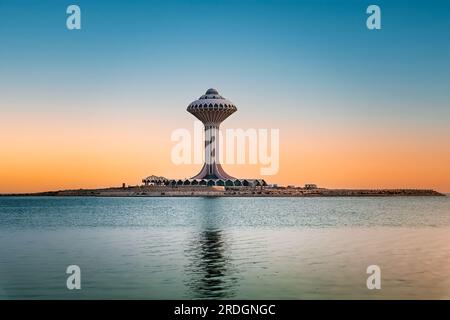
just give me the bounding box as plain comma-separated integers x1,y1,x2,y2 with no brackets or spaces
1,186,445,197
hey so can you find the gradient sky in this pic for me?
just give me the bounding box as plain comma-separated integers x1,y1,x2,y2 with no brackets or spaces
1,0,449,193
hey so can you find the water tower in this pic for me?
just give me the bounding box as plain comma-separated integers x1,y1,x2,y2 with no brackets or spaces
187,88,237,179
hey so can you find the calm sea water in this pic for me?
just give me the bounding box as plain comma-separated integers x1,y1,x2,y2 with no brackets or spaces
0,196,449,299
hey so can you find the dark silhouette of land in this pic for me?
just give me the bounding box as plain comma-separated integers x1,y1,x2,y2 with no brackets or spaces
1,186,444,197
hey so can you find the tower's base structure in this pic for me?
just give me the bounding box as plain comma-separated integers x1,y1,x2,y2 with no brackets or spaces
143,176,267,188
143,89,267,188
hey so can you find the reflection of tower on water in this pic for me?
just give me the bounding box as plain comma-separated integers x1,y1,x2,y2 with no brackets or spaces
184,199,238,299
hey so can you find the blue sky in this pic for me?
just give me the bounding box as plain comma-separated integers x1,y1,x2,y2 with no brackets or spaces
1,0,450,192
1,0,449,123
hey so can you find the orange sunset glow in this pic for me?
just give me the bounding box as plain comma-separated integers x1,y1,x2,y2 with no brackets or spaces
1,109,449,194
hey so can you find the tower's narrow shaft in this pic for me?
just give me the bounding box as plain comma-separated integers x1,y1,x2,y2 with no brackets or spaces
204,124,220,171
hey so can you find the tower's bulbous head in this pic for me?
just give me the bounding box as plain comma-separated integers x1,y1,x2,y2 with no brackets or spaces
187,88,237,124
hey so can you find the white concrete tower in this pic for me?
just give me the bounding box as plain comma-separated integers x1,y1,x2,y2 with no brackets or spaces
187,88,237,179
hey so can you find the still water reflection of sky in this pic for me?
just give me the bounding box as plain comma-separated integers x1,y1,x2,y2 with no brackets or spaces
0,196,449,299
